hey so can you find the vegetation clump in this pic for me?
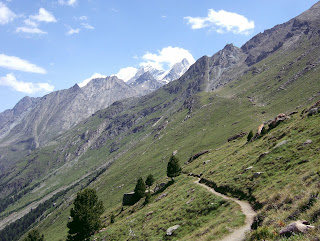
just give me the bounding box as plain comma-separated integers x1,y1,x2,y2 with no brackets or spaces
167,155,182,181
23,229,44,241
134,177,146,201
145,174,155,190
67,188,104,241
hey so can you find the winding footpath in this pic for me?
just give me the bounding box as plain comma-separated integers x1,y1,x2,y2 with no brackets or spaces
195,179,257,241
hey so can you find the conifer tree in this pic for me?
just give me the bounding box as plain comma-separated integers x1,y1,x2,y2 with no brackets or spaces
167,155,182,181
23,229,44,241
247,130,253,142
134,177,146,200
110,213,115,224
67,188,104,241
145,174,155,190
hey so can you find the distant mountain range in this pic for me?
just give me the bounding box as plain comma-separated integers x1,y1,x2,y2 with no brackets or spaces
0,58,192,170
1,2,320,240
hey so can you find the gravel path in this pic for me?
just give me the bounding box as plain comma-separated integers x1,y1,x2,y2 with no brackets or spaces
195,179,257,241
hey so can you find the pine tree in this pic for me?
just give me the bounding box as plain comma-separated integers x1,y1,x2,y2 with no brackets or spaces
23,229,44,241
110,213,115,224
167,155,182,181
145,174,155,190
67,188,104,241
247,130,253,142
134,177,146,200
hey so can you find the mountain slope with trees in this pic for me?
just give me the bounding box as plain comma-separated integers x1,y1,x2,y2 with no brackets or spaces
1,2,320,240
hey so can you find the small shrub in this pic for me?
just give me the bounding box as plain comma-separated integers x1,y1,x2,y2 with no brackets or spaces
247,226,277,240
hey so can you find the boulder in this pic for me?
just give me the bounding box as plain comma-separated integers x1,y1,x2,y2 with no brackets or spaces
227,132,247,142
154,183,166,193
258,152,269,161
156,193,168,201
187,150,209,163
166,225,180,236
268,113,290,129
303,139,313,145
280,220,314,237
203,160,211,165
308,107,319,116
253,172,264,178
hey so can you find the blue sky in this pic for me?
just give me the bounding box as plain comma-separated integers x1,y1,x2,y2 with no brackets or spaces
0,0,318,112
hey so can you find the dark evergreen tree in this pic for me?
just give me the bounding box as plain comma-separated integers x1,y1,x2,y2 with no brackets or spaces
247,130,253,142
134,177,146,200
67,188,104,241
167,155,182,181
145,174,155,190
23,229,44,241
110,213,115,224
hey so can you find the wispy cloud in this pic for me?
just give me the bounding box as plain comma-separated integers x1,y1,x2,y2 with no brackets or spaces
78,15,88,21
65,25,80,35
16,26,47,34
185,9,254,35
81,22,94,30
58,0,77,7
0,73,54,94
30,8,57,23
17,8,56,34
0,2,16,25
0,54,46,73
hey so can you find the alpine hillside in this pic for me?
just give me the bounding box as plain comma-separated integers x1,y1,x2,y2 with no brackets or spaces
0,2,320,241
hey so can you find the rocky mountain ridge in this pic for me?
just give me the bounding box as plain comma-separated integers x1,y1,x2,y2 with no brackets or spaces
1,3,320,239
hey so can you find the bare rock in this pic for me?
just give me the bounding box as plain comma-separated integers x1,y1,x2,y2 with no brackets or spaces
187,150,209,163
166,225,180,236
253,172,264,178
280,220,314,237
154,183,166,193
203,160,211,165
156,193,168,201
258,152,269,161
228,132,247,142
303,139,313,145
274,140,288,149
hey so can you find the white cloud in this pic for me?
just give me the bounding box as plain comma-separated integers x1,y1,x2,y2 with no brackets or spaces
141,46,195,70
78,16,88,21
0,54,46,73
66,26,80,35
0,2,16,25
114,46,195,82
30,8,57,23
185,9,254,35
0,73,54,94
114,67,138,82
59,0,77,6
16,26,47,34
24,19,38,27
78,73,107,87
81,22,94,30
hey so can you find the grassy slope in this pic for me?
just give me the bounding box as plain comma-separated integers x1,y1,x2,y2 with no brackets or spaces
30,36,320,241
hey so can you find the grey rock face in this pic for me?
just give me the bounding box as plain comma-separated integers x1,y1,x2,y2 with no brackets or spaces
0,96,40,138
0,76,137,168
130,72,163,95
